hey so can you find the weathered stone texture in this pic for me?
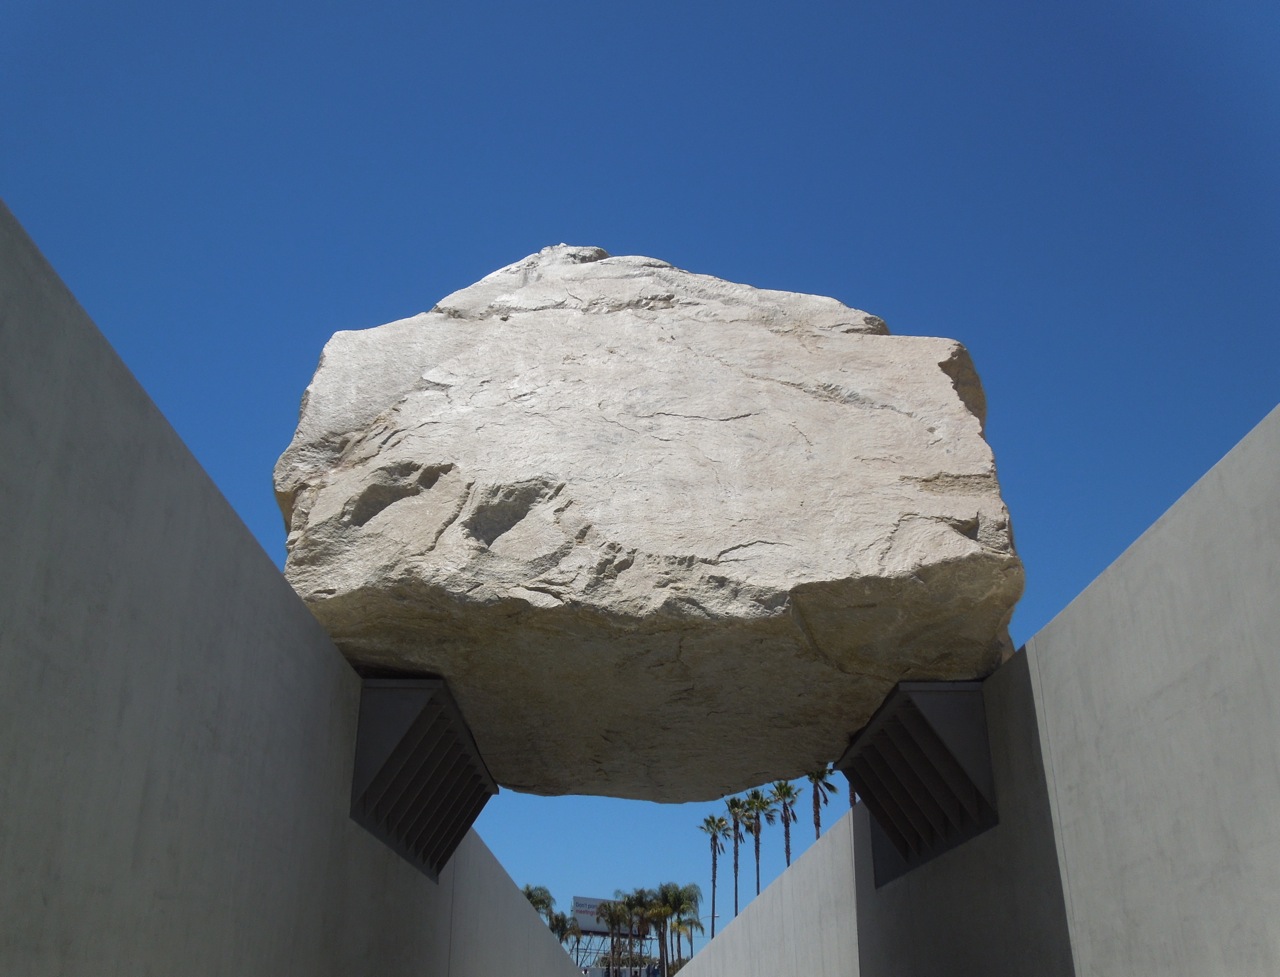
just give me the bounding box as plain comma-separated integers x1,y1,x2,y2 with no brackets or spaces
276,245,1022,801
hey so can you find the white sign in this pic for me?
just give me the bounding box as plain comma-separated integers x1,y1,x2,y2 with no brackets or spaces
572,896,612,936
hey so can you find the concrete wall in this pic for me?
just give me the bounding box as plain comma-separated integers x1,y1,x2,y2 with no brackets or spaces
852,652,1075,977
663,654,1077,977
680,809,860,977
0,200,578,977
1026,404,1280,976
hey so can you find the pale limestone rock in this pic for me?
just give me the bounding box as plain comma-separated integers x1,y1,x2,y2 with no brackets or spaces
275,245,1023,802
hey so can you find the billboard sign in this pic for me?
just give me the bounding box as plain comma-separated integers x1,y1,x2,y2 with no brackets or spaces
572,896,612,936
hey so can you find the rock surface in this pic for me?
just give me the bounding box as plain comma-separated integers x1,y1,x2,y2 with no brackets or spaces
275,245,1023,802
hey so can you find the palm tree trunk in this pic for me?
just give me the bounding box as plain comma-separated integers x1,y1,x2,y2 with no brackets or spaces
813,788,821,841
753,827,762,895
732,833,740,916
784,808,792,866
710,846,718,938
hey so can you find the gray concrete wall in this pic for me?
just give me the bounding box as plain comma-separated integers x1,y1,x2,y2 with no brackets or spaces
0,200,578,977
852,651,1076,977
679,809,860,977
1026,404,1280,976
674,654,1077,977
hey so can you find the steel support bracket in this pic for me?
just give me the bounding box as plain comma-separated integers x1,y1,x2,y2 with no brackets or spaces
835,681,997,886
350,676,498,881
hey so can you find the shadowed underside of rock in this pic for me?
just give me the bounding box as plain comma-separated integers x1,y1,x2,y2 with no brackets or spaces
275,245,1023,802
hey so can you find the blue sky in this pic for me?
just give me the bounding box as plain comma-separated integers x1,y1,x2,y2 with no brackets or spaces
4,0,1277,957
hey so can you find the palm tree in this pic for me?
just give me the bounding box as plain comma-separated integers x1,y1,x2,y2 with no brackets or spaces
656,880,702,970
629,884,667,976
622,887,664,972
672,915,704,966
595,900,628,976
563,915,583,965
592,901,611,974
522,883,555,924
769,780,802,866
743,788,778,896
618,889,642,971
655,881,680,973
807,768,838,840
552,912,582,959
637,889,661,973
549,910,571,943
670,882,702,966
725,795,747,918
698,814,730,938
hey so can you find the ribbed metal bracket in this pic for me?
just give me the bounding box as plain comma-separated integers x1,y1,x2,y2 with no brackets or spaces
835,681,997,886
351,677,498,882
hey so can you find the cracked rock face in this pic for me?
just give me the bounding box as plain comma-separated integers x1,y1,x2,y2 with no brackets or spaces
275,245,1023,802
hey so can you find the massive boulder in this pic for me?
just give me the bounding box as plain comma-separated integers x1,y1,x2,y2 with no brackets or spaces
275,245,1023,802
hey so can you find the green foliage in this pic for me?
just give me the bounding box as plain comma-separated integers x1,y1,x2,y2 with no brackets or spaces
521,883,555,923
807,767,838,841
769,780,802,866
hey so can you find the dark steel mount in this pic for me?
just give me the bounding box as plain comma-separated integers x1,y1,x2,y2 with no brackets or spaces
350,676,498,881
835,681,997,887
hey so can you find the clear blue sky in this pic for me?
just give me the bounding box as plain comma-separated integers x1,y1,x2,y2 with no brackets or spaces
4,0,1277,956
